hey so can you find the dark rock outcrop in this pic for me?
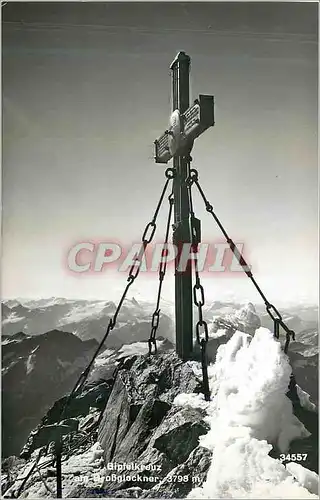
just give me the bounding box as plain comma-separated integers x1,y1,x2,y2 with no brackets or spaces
285,376,318,473
149,406,208,464
2,330,99,458
97,351,208,496
287,348,318,406
20,379,113,459
142,446,212,498
20,423,78,459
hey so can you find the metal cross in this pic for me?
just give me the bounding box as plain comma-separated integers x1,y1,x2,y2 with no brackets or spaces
154,51,215,360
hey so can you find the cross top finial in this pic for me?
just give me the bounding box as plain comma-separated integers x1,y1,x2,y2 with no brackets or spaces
170,51,191,69
154,52,214,164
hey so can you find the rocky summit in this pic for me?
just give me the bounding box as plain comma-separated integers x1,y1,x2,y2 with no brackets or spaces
96,351,210,498
1,298,318,499
2,340,319,499
2,349,213,498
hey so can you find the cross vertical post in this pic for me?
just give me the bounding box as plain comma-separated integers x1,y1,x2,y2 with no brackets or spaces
170,52,193,361
153,51,215,362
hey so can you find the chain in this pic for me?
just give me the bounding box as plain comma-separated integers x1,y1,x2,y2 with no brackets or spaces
192,170,295,354
14,449,44,498
148,185,175,354
26,168,176,500
62,167,175,403
274,318,280,340
35,463,55,496
55,439,62,498
186,159,210,402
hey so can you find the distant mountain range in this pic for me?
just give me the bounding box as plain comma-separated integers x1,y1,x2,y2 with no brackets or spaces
1,297,175,347
2,296,318,342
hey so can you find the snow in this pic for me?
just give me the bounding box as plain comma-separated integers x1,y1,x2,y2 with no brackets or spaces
2,312,25,324
296,385,318,413
117,340,165,357
92,343,154,371
26,345,39,375
58,301,110,325
93,348,114,367
2,338,15,345
62,441,104,475
16,297,73,309
180,327,318,499
209,327,229,339
26,355,34,375
286,463,319,495
174,392,211,411
7,441,106,499
302,346,318,357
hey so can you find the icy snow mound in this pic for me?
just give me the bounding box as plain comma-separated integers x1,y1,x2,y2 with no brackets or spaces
286,463,319,496
207,327,308,451
186,328,318,499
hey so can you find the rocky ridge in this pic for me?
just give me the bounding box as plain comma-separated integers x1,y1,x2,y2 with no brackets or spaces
2,349,212,498
2,340,318,498
2,301,318,498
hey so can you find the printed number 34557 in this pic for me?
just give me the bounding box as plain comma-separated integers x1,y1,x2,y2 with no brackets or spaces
279,453,308,462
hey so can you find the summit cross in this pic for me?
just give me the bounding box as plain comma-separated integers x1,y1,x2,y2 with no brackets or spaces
154,51,215,361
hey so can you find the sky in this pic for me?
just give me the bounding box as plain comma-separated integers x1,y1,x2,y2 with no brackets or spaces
2,2,318,306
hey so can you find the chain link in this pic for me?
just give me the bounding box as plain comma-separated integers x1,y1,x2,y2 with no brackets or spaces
200,339,211,402
194,283,205,307
266,302,282,321
148,188,175,354
142,222,156,244
186,168,199,186
193,174,295,354
274,318,280,339
196,320,209,344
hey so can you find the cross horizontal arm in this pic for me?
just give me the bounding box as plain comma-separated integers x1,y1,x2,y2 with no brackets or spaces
154,94,215,164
